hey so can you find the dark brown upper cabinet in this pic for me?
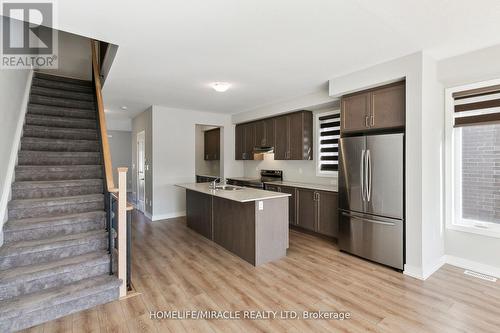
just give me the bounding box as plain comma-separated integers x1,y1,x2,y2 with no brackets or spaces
341,81,405,134
254,118,275,148
235,110,311,161
273,111,313,160
235,123,255,160
204,128,220,160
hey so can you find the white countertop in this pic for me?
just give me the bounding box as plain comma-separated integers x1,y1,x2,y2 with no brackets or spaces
264,181,338,192
176,183,291,202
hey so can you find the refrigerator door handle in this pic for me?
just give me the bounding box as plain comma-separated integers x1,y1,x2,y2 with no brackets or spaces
360,149,366,201
367,149,372,202
341,212,396,226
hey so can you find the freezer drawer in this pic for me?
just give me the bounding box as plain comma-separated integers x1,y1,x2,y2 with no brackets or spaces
338,210,403,270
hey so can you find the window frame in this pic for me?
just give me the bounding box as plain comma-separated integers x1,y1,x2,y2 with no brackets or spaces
445,79,500,239
315,109,340,178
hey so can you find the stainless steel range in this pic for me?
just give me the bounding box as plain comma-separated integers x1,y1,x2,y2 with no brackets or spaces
227,170,283,189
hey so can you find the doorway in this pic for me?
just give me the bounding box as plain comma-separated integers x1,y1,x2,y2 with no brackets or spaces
136,131,146,212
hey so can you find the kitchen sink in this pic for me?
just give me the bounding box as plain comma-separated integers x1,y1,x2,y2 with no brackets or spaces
212,185,243,191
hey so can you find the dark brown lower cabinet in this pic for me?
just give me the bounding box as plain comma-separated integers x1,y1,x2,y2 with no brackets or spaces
186,190,212,239
274,186,339,238
316,190,338,238
296,188,317,231
265,184,296,225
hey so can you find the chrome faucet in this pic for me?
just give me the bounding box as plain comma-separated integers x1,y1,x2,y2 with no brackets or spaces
209,177,221,189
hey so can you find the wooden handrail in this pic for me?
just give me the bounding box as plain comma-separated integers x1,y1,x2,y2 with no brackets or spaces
91,40,117,193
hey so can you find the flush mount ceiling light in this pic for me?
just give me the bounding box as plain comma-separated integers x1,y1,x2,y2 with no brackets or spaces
211,82,231,92
120,106,128,110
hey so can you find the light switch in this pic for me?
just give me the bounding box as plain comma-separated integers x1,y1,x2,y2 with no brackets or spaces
258,201,264,211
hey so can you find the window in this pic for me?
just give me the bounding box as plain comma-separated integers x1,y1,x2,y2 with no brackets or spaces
446,80,500,237
316,111,340,176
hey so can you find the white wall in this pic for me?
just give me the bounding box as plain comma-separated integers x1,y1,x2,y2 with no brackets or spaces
420,54,446,277
438,45,500,275
151,106,243,220
195,125,220,177
132,108,153,216
0,69,32,244
329,52,445,280
37,30,92,80
108,130,133,190
106,113,132,131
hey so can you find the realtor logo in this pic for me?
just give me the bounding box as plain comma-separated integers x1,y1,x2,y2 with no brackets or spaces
1,0,58,69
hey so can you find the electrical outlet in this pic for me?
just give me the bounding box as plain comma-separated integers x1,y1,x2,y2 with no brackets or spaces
298,168,303,174
258,201,264,211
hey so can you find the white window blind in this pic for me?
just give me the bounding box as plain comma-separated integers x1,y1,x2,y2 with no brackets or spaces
318,112,340,172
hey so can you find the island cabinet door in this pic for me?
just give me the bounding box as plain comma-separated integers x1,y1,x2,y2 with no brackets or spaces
186,190,212,240
296,188,316,231
316,190,338,238
213,197,256,265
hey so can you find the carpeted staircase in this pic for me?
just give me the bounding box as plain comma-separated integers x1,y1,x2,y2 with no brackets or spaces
0,72,121,332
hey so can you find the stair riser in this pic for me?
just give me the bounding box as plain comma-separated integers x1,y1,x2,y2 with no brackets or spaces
30,95,95,110
21,140,100,152
28,104,96,120
34,73,92,87
15,168,103,181
12,185,103,200
0,261,109,301
31,86,94,102
0,237,107,270
26,116,97,129
32,78,93,93
4,219,105,243
23,126,98,141
18,154,102,166
9,201,104,220
0,286,118,332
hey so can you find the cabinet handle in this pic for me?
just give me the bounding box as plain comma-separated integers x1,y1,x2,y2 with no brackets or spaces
370,114,375,127
365,115,369,128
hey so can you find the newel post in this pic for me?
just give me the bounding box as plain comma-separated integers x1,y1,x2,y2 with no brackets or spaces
117,167,128,297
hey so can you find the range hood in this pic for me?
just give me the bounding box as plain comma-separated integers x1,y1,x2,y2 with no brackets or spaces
253,146,274,154
253,146,274,160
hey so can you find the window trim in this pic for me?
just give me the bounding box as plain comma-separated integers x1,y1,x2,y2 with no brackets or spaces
445,79,500,239
315,109,340,178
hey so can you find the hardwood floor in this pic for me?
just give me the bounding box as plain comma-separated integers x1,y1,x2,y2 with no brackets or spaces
22,211,500,333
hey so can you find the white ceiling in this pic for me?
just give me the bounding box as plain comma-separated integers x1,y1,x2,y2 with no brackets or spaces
37,1,500,116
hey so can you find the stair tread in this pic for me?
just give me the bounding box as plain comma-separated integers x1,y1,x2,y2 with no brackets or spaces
0,275,120,319
30,86,94,101
32,77,94,93
22,137,99,144
12,179,103,190
19,150,101,156
24,125,97,135
5,210,106,231
27,104,96,119
0,251,108,283
34,72,92,86
0,230,107,257
26,114,96,123
9,194,104,209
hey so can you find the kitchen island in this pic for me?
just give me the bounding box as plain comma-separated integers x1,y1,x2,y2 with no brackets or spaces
176,183,291,266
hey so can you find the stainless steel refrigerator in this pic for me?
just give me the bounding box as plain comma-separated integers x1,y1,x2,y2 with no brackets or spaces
338,133,404,270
